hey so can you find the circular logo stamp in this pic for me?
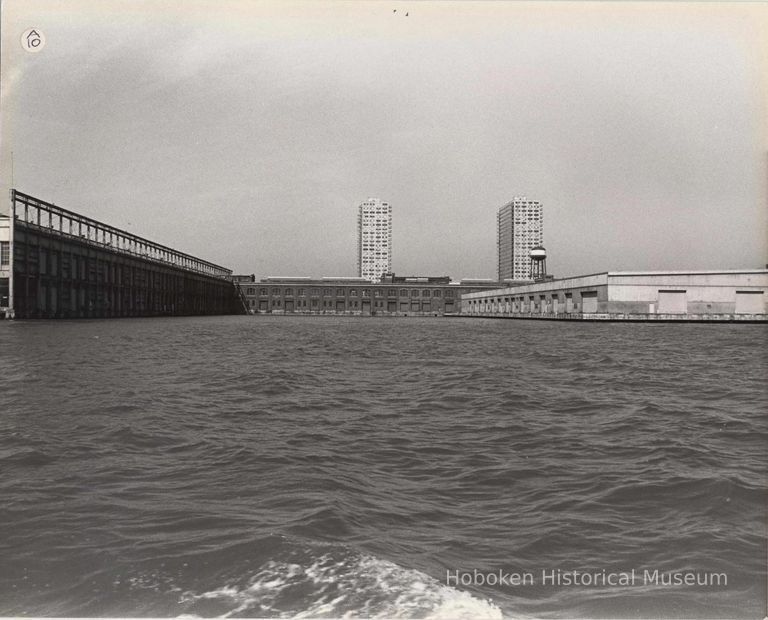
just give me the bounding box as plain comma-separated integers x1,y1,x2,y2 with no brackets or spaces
21,28,45,53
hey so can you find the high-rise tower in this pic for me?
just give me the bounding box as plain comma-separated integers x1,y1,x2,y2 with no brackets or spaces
357,198,392,282
497,197,543,281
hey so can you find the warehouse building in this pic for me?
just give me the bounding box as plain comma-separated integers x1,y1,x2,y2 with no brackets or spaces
239,274,502,316
462,270,768,321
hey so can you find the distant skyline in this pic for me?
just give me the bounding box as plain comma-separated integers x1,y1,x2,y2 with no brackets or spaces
1,1,766,280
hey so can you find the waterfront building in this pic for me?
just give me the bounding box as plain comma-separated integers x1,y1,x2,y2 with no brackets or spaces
497,197,543,281
462,270,768,321
241,274,502,316
357,198,392,282
3,190,241,319
0,215,10,312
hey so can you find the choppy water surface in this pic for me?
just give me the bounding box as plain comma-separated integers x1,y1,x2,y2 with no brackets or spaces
0,316,766,618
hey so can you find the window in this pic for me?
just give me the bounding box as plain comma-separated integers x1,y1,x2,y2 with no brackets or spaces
411,290,419,298
259,288,268,296
445,290,454,298
285,288,293,296
297,288,305,296
272,288,281,296
350,289,358,297
387,289,397,297
323,288,331,296
336,288,345,296
400,289,408,297
362,289,370,297
422,290,430,297
374,289,383,297
433,290,441,298
246,287,255,295
310,288,319,296
0,242,9,266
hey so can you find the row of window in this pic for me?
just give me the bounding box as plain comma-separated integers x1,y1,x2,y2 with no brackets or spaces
254,299,453,312
469,291,591,309
474,292,579,303
253,299,455,311
248,287,454,298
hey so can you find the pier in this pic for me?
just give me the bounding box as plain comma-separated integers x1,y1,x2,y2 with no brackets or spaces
461,270,768,322
1,190,246,319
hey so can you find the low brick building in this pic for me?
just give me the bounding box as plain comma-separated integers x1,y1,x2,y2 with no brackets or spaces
239,275,503,316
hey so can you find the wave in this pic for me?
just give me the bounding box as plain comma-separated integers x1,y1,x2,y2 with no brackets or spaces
179,547,502,619
0,447,55,466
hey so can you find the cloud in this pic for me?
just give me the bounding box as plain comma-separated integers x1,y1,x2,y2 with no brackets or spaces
2,1,766,277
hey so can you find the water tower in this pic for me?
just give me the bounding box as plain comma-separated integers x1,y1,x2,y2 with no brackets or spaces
529,246,547,280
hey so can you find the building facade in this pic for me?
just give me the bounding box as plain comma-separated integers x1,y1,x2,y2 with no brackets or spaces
4,190,242,319
497,197,543,281
357,198,392,282
242,275,502,316
0,215,11,315
462,270,768,321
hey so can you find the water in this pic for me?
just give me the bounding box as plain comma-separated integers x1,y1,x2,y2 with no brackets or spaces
0,316,766,618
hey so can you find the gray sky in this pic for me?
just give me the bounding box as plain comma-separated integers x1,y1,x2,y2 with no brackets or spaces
2,0,766,279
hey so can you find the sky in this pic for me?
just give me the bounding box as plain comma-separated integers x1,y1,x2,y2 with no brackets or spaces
1,0,767,279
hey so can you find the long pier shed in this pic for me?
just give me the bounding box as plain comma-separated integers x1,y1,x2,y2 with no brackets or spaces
461,270,768,322
1,190,245,319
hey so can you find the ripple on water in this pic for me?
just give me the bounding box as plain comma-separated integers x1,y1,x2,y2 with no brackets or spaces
0,317,765,618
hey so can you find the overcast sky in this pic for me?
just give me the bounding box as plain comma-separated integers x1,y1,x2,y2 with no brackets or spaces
2,1,766,279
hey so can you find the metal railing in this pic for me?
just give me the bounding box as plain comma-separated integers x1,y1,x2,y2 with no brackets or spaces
11,190,232,279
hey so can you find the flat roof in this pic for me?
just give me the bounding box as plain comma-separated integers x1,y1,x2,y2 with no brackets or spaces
483,269,768,288
606,269,768,276
462,269,768,299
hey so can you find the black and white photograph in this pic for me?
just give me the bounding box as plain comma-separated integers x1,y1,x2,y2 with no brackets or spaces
1,1,766,618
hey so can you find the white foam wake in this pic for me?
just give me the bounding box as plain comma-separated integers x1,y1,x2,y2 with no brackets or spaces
180,552,503,619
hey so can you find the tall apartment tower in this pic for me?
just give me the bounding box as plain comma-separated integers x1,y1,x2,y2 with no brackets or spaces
497,197,543,281
357,198,392,282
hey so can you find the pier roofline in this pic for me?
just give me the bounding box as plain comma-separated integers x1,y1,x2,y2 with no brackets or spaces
259,275,508,287
10,189,232,278
605,269,768,276
4,190,243,319
463,269,768,298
